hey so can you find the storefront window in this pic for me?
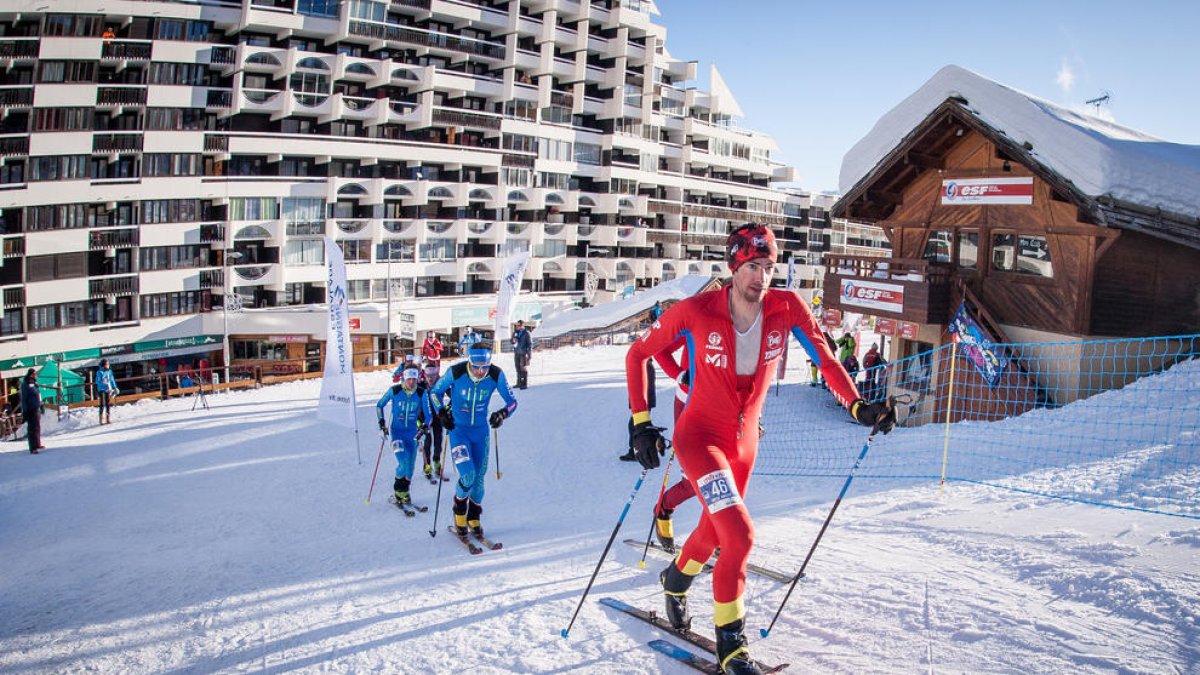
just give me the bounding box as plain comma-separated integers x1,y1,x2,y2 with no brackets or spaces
992,233,1053,278
957,231,979,270
922,230,951,263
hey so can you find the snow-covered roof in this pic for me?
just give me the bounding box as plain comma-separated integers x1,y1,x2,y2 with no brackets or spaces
534,274,713,339
839,65,1200,222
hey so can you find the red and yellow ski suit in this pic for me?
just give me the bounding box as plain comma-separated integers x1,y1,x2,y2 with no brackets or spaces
626,286,860,625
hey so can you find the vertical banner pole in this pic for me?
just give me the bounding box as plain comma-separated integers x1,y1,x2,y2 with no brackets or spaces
939,341,958,493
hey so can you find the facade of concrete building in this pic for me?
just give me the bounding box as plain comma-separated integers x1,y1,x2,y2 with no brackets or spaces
0,0,863,389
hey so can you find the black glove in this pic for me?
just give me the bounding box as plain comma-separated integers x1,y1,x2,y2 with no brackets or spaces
414,425,427,443
438,406,455,430
378,417,387,432
631,422,667,469
489,408,508,428
852,398,897,434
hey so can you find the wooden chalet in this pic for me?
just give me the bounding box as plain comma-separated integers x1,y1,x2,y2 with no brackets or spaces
827,66,1200,422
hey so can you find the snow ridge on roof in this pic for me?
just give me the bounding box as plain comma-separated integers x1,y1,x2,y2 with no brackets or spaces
839,65,1200,220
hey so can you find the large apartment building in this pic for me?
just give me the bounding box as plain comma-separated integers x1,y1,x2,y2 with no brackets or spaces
0,0,870,386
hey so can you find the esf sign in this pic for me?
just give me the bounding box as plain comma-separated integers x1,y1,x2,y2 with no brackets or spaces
941,176,1033,205
840,279,904,314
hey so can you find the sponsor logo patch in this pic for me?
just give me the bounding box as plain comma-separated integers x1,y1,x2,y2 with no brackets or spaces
451,444,470,464
697,469,742,514
762,347,783,361
766,330,783,348
704,353,728,368
707,331,723,351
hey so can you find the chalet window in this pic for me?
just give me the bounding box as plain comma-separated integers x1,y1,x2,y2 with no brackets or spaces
957,231,979,270
992,233,1053,278
922,230,952,263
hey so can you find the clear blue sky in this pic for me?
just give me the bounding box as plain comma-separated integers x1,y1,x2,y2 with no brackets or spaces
654,0,1200,194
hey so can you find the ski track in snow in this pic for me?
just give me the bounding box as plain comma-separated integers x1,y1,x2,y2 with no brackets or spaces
0,344,1196,674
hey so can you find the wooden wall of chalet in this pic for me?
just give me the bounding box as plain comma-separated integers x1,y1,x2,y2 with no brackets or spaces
1092,229,1200,336
883,129,1104,336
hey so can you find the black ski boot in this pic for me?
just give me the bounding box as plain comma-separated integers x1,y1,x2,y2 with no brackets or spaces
393,477,411,504
467,499,484,537
659,564,693,631
715,620,761,674
452,496,469,536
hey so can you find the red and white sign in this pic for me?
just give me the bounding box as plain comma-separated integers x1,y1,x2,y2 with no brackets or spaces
821,308,842,329
269,335,308,343
875,318,897,336
840,279,905,314
941,176,1033,205
348,317,361,331
898,321,919,340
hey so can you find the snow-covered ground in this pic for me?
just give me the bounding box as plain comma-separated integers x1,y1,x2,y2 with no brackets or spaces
2,344,1197,673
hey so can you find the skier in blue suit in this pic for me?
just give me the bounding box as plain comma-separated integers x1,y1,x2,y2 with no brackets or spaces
430,343,518,537
377,366,431,506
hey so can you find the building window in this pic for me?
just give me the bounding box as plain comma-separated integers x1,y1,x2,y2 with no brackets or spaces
141,291,208,318
232,339,290,361
991,233,1053,278
284,240,324,265
229,197,277,221
922,230,952,263
957,231,979,270
25,252,87,282
38,61,96,84
337,240,371,263
419,238,457,262
297,0,339,17
375,240,415,262
143,154,202,177
282,198,325,232
33,108,92,132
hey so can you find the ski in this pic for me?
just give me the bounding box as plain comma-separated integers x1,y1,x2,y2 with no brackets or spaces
648,639,721,674
388,497,429,516
447,525,482,555
649,639,788,674
623,539,793,584
471,531,503,551
599,597,787,673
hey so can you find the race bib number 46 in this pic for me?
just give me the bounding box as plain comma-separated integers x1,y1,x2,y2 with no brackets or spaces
697,469,742,514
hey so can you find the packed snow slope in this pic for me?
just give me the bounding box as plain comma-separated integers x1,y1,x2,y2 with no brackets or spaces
2,344,1197,674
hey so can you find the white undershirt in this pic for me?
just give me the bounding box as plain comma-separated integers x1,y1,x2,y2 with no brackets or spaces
733,309,762,376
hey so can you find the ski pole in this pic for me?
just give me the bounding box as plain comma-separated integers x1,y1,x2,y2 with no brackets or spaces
493,428,502,480
428,443,447,538
638,449,675,568
364,431,388,504
760,430,876,639
561,466,651,639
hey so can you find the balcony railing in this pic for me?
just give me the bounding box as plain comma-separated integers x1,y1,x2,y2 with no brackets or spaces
206,88,233,108
431,107,502,130
93,133,143,153
97,87,147,106
101,41,152,60
392,0,431,8
210,46,236,65
0,87,34,107
502,153,535,168
200,224,225,243
199,269,224,289
550,90,574,107
3,237,24,257
203,134,229,152
0,40,39,59
89,275,139,298
348,21,506,60
89,228,139,249
3,287,24,309
821,254,953,324
0,135,29,157
648,198,787,226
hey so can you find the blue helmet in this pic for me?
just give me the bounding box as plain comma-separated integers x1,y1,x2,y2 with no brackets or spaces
467,346,492,368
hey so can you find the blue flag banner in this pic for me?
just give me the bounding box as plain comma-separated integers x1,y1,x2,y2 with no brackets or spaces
948,303,1008,386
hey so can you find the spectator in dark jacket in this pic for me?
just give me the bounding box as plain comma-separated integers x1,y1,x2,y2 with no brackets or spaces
20,368,43,454
511,320,533,389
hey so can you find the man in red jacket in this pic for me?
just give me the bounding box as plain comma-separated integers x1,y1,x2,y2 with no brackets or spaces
625,223,895,674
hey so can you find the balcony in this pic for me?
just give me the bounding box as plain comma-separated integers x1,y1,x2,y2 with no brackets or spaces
347,21,506,60
820,254,952,324
203,134,229,152
3,286,24,310
89,228,139,249
0,87,34,108
97,86,147,106
0,135,29,157
199,269,223,289
206,88,233,109
200,224,226,243
93,133,143,153
0,39,39,59
89,275,139,298
100,41,152,61
431,107,502,130
210,46,237,66
3,237,24,257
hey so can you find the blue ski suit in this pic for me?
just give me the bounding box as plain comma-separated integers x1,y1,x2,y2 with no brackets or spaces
430,361,518,504
376,383,431,480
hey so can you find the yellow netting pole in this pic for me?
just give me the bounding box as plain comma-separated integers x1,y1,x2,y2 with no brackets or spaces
939,341,958,494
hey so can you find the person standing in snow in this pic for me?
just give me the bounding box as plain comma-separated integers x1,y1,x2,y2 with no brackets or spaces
95,359,119,425
429,344,517,538
837,331,856,364
377,366,431,506
417,362,445,481
649,300,664,323
511,320,532,390
422,333,444,364
624,223,895,674
21,368,44,454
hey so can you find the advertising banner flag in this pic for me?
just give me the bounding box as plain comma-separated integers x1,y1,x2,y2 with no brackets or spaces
317,238,358,429
948,303,1008,386
494,251,531,343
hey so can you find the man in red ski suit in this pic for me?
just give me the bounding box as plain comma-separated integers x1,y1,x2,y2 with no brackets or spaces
625,223,895,674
